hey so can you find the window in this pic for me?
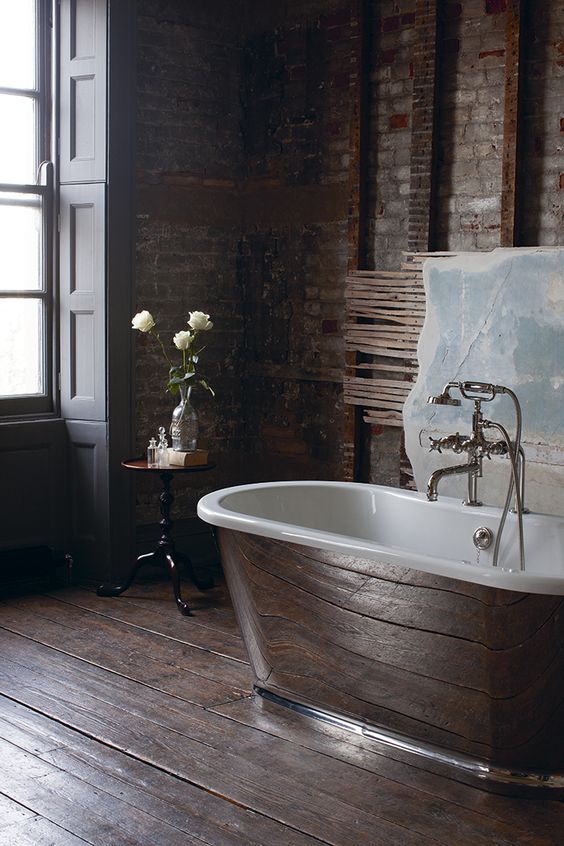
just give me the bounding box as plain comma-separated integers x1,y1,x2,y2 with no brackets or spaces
0,0,53,416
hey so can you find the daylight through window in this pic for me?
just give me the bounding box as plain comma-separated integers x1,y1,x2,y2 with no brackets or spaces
0,0,53,414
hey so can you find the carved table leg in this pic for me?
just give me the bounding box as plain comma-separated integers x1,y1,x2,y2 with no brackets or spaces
97,551,156,597
164,552,191,616
156,471,192,615
97,466,213,614
173,551,214,592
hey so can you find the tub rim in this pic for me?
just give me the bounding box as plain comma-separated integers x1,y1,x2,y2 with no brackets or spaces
197,480,564,595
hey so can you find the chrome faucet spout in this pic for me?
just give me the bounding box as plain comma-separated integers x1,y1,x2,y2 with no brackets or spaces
427,458,480,502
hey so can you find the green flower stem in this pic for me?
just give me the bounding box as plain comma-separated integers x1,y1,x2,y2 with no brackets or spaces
150,329,173,368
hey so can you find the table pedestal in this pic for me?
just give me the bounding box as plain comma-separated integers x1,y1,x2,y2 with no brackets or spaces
97,462,215,616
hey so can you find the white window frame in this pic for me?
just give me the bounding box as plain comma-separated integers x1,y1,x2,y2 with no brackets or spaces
0,0,55,418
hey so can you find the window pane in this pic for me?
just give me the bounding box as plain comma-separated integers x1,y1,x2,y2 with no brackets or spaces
0,199,42,290
0,1,36,89
0,298,43,396
0,94,36,183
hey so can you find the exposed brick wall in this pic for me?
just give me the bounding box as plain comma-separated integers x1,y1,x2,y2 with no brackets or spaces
408,0,439,252
434,0,507,250
135,1,246,522
520,2,564,245
367,2,416,271
237,221,349,476
134,0,355,522
363,0,563,485
134,0,564,519
237,2,355,480
367,0,563,265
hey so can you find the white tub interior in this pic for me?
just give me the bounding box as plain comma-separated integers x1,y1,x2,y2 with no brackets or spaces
198,481,564,595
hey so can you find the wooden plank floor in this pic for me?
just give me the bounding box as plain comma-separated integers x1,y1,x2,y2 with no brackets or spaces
0,578,563,845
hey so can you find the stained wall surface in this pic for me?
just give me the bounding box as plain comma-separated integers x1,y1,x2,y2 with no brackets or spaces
404,247,564,516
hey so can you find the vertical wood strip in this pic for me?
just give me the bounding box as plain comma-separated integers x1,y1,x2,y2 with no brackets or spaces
343,0,369,481
408,0,439,253
346,0,367,271
500,0,524,246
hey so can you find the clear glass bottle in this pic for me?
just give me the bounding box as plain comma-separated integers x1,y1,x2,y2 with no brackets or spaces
157,426,169,467
170,384,198,452
147,437,158,468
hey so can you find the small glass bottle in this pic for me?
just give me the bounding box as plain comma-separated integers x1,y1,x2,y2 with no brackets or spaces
157,426,169,467
147,437,158,468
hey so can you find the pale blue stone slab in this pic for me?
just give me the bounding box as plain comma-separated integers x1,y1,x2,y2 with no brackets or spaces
403,247,564,516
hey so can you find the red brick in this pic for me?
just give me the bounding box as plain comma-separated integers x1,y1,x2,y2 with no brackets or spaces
320,9,350,29
485,0,507,12
322,319,339,334
443,2,462,18
560,117,564,132
382,15,401,32
326,121,341,136
479,49,505,59
379,48,399,64
560,174,564,190
401,12,416,26
390,113,409,130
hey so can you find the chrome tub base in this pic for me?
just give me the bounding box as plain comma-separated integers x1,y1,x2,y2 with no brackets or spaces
254,685,564,797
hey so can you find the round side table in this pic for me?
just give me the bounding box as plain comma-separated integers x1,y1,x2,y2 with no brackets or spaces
97,458,216,616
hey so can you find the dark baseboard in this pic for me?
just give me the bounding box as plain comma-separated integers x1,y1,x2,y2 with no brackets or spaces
0,546,72,597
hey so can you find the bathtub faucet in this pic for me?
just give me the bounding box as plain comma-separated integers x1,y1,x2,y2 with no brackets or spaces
427,381,512,506
426,380,527,570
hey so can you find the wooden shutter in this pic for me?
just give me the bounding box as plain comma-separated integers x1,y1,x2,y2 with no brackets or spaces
59,182,106,421
59,0,107,183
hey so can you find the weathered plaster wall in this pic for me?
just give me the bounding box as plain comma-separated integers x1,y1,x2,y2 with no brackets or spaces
404,248,564,516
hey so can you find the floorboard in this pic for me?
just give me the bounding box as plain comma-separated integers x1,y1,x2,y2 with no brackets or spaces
0,579,563,845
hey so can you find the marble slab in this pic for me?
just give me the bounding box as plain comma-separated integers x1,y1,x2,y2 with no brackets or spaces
403,247,564,516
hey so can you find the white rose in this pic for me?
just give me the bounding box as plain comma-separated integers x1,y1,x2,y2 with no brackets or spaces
131,310,155,332
173,330,192,350
187,311,213,332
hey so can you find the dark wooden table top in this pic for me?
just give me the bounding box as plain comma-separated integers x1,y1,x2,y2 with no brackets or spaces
121,458,216,474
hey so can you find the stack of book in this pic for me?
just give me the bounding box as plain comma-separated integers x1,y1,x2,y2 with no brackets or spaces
166,448,209,467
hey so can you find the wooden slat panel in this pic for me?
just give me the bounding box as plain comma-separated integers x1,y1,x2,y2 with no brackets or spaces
344,253,449,427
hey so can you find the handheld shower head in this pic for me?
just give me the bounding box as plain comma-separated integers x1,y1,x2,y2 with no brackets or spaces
427,382,462,407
